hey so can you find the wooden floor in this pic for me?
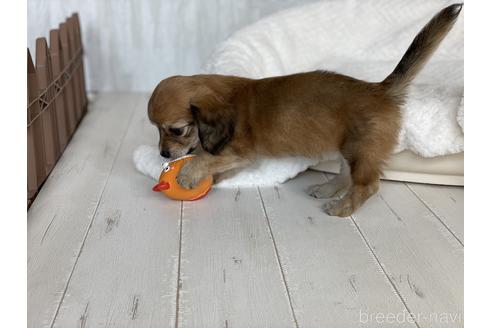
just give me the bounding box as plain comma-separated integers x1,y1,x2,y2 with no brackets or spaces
28,93,463,328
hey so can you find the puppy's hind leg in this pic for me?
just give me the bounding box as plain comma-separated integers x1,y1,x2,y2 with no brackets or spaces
322,154,381,217
307,157,351,199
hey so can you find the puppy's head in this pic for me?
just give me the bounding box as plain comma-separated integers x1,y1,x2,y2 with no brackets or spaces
148,75,236,159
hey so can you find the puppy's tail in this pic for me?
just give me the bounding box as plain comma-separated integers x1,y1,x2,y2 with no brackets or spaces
382,3,462,100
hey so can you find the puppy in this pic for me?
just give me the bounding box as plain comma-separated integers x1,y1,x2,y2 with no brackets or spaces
148,4,462,217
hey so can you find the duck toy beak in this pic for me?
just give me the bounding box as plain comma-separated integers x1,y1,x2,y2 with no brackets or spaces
152,181,170,192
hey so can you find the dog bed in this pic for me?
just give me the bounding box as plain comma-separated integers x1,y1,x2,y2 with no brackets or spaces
202,0,464,185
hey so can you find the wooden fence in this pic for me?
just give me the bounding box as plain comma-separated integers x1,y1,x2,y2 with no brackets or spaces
27,13,88,207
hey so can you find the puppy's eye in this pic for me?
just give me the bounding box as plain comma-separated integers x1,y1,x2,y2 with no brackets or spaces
169,127,184,136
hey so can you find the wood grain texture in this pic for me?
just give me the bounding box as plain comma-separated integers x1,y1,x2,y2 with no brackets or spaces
177,186,296,328
406,183,464,244
259,171,416,328
353,181,463,328
52,95,183,327
27,93,140,328
28,93,463,328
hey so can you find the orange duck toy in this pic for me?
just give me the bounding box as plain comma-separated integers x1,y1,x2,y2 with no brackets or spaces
152,155,213,201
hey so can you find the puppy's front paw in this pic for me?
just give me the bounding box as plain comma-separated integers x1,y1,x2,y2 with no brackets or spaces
176,160,206,189
176,174,196,189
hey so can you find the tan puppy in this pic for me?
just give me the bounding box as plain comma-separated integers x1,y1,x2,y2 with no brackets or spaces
148,4,462,217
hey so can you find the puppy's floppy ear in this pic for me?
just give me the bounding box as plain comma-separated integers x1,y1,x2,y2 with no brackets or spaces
190,94,236,155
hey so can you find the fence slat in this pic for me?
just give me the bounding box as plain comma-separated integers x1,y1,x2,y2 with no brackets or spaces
36,37,60,172
49,29,70,151
72,13,88,111
59,22,78,135
27,50,43,203
28,12,87,208
28,50,48,186
67,17,83,122
27,118,37,204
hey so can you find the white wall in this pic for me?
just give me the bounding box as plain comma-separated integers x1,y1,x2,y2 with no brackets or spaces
27,0,319,92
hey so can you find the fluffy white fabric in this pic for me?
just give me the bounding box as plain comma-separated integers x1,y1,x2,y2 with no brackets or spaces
133,145,168,182
134,0,464,187
133,144,320,187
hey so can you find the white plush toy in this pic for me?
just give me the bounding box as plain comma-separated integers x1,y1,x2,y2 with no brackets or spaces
133,145,320,187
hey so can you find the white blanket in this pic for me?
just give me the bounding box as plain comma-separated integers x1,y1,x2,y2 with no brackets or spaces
135,0,464,187
133,145,321,187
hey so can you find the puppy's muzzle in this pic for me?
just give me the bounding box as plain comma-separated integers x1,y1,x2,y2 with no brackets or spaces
160,149,170,158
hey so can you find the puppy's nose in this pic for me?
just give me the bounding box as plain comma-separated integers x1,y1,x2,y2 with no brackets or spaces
160,149,170,158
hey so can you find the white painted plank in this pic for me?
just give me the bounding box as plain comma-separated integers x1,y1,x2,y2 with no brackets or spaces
259,171,415,328
27,93,140,328
353,181,463,328
28,90,463,327
177,187,296,328
406,183,464,244
52,94,182,327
